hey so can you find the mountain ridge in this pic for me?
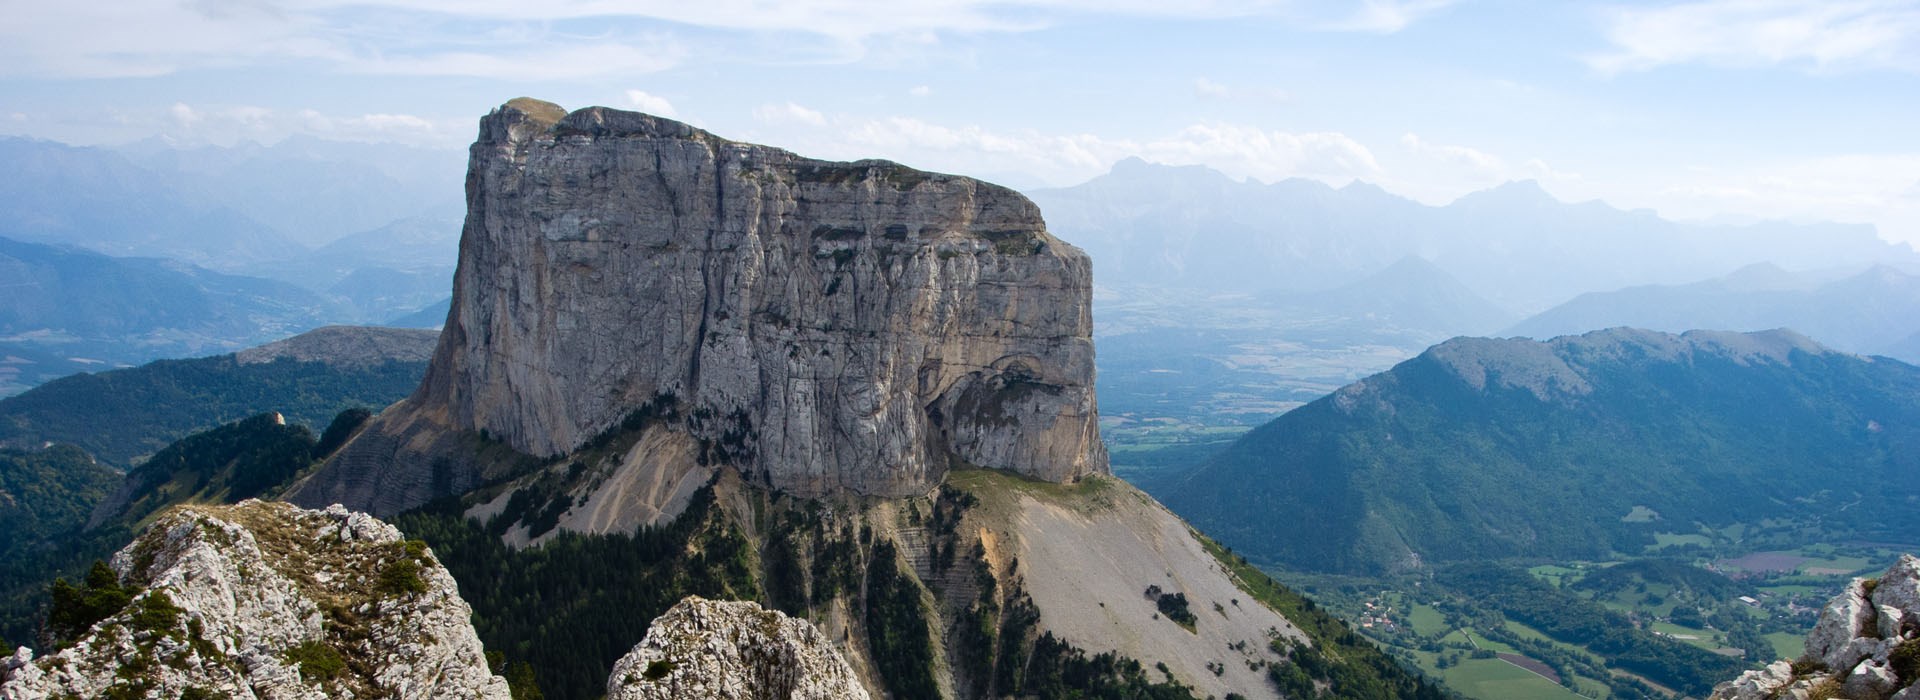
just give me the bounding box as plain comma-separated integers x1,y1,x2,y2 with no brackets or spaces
1162,327,1920,574
1029,159,1918,312
1507,264,1920,362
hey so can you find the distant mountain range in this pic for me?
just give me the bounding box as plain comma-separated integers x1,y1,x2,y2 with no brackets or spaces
115,134,464,248
1507,263,1920,363
0,134,464,396
1029,159,1920,313
1160,328,1920,574
0,138,302,267
0,135,461,323
0,325,433,464
0,235,354,394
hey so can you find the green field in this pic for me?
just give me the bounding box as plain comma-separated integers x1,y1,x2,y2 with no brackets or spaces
1797,554,1871,575
1529,564,1583,588
1437,657,1586,700
1409,603,1449,637
1766,632,1806,661
1650,621,1725,652
1647,532,1712,550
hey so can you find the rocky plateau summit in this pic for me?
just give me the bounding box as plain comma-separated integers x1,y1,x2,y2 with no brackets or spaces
289,97,1105,516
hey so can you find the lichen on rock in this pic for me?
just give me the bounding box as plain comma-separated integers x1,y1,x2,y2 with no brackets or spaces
0,500,509,700
607,595,868,700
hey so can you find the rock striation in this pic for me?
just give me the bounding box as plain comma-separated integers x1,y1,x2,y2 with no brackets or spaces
607,596,869,700
291,98,1105,514
0,500,509,700
1711,554,1920,700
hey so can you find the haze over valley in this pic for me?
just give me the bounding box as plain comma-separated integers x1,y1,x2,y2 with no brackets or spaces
3,3,1918,700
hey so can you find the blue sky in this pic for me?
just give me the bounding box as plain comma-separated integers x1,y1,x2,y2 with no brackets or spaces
2,0,1917,244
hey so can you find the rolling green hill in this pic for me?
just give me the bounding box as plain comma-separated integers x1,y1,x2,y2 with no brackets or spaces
0,326,432,465
1161,328,1920,575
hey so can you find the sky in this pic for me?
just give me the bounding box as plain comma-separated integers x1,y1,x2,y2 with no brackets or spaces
2,0,1918,245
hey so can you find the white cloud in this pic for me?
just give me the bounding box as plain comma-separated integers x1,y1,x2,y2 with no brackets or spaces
1319,0,1457,33
1191,77,1291,101
351,113,439,134
624,90,678,117
754,102,828,127
169,102,201,127
1194,77,1233,98
0,1,1448,79
347,42,683,80
147,102,459,147
1635,154,1920,242
1401,132,1504,173
909,85,932,97
1589,0,1920,74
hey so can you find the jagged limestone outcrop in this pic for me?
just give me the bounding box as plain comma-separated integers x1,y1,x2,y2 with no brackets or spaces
607,596,868,700
289,97,1105,516
0,500,509,700
1711,554,1920,700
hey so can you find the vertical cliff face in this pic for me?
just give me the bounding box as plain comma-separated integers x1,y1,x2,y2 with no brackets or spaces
292,98,1104,513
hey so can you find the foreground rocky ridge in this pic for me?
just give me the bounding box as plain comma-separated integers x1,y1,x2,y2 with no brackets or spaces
607,596,868,700
0,500,508,700
290,97,1105,515
1712,555,1920,700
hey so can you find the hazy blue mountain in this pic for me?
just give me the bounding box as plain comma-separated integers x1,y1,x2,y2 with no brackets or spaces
116,135,464,248
1507,264,1920,362
1159,328,1920,575
383,296,452,329
1029,160,1919,313
0,137,301,267
308,217,460,274
3,135,462,295
0,236,353,393
1273,255,1517,337
1888,330,1920,362
1032,158,1428,294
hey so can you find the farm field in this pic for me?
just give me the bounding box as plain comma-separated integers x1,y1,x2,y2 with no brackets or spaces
1270,537,1914,700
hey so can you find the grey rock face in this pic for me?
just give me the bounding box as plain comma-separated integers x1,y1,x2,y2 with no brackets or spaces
0,500,509,700
607,596,868,700
293,98,1105,513
1712,554,1920,700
